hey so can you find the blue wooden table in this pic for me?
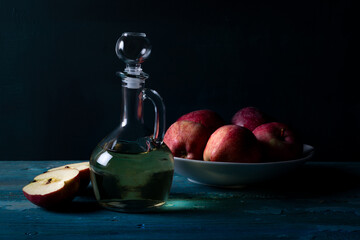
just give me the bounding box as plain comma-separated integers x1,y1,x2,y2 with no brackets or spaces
1,161,360,240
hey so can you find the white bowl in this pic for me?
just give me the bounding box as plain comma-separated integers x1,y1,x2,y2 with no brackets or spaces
174,144,314,188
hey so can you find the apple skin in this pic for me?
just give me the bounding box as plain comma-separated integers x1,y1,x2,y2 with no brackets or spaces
48,162,90,189
232,107,271,131
164,120,212,160
22,169,81,208
203,125,262,163
177,109,225,133
253,122,303,161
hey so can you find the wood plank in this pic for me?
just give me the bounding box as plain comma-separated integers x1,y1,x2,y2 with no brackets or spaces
1,161,360,239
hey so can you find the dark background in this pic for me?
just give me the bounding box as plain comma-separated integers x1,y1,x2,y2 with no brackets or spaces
0,0,357,161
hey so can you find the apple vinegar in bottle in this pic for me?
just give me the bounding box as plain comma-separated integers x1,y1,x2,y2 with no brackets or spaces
89,32,174,212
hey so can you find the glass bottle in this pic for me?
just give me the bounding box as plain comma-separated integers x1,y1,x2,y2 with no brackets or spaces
89,32,174,212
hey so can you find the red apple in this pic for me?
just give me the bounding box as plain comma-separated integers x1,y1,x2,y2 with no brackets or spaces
253,122,302,161
48,162,90,189
232,107,271,131
177,109,225,133
23,169,81,208
164,120,212,160
203,125,262,163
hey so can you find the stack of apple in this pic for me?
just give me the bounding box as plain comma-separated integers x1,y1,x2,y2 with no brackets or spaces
22,162,90,208
164,107,303,163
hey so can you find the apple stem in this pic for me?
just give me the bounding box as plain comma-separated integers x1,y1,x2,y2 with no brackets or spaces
280,128,285,138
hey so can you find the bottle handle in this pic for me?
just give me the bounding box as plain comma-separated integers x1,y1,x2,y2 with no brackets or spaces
142,88,166,144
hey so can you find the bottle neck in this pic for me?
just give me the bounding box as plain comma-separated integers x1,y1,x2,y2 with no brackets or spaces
120,80,145,126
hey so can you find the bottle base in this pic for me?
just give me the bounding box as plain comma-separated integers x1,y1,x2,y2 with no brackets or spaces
98,199,166,213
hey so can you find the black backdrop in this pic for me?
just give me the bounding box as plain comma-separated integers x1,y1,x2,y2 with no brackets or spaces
0,0,358,161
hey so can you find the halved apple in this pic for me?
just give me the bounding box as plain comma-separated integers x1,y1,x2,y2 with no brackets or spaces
48,162,90,189
23,169,80,208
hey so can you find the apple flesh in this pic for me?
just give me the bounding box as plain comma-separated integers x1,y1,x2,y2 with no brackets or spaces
232,107,271,131
203,125,262,163
177,109,225,133
48,162,90,189
23,169,81,208
253,122,302,161
164,120,212,160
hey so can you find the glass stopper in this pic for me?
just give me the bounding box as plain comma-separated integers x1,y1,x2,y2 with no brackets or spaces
115,32,152,75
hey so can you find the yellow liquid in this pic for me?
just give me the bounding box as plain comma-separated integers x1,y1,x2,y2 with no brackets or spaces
90,144,174,212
